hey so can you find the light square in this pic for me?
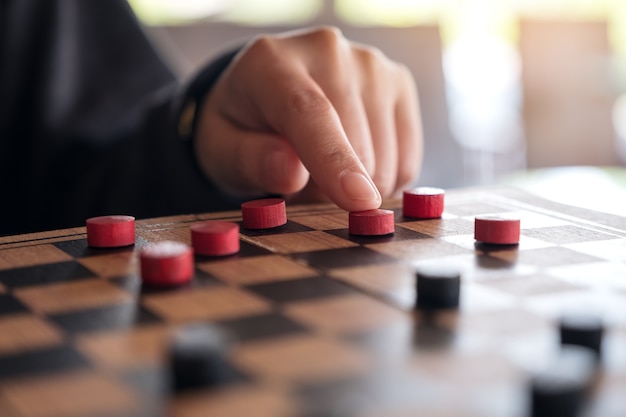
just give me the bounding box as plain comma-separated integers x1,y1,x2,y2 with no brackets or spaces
143,287,270,323
197,255,317,285
0,245,72,271
15,279,132,314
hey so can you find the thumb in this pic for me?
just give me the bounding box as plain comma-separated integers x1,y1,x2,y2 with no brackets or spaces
197,120,310,198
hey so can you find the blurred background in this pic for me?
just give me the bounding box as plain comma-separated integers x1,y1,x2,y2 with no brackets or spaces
128,0,626,210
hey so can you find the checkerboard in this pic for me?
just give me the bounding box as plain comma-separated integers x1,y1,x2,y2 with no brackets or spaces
0,187,624,417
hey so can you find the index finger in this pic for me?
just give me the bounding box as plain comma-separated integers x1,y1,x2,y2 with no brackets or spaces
246,57,381,212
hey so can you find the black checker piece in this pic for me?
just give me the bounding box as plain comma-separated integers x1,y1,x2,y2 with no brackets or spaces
0,261,95,288
49,303,162,334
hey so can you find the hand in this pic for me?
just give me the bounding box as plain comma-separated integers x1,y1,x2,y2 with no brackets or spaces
194,26,423,212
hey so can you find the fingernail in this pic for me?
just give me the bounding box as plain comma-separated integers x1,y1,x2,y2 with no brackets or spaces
340,170,381,202
265,149,288,186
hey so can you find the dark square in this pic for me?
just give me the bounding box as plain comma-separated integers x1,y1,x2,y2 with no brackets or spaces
49,303,162,334
53,237,147,258
239,220,313,237
475,253,516,269
0,345,90,380
292,247,400,270
194,240,272,262
295,372,426,417
325,227,429,245
111,268,223,296
475,242,520,254
246,276,356,303
216,313,309,343
390,207,441,224
0,261,95,288
390,207,424,223
0,294,30,316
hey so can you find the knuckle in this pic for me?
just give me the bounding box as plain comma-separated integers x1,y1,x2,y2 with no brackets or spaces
285,86,331,116
324,146,357,169
244,35,279,60
307,26,348,66
309,26,344,46
355,45,388,75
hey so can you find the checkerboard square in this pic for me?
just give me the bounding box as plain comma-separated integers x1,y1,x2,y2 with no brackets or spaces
77,252,137,279
0,294,29,316
399,218,474,238
0,346,90,381
522,225,620,244
292,247,400,271
328,263,416,307
0,244,72,271
284,294,409,335
0,261,95,288
53,238,144,258
0,314,64,355
76,325,171,369
14,279,133,314
490,246,603,267
444,203,512,216
169,385,296,417
289,213,348,230
367,239,471,262
232,335,370,383
240,220,313,237
325,226,430,245
195,240,273,261
142,287,270,323
49,303,162,334
197,255,317,285
245,231,357,254
217,313,310,343
246,276,356,303
0,371,139,417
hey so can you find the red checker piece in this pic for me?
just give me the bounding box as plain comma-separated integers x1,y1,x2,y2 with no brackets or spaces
86,215,135,248
403,187,445,219
349,209,395,236
190,221,240,256
474,215,521,245
140,241,194,286
241,198,287,229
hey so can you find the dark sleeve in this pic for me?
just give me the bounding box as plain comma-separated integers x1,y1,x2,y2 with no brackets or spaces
0,0,240,235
